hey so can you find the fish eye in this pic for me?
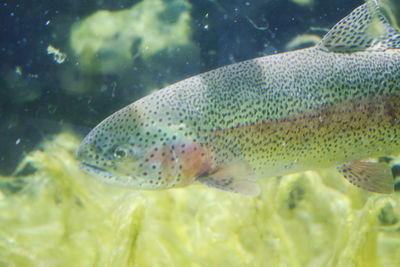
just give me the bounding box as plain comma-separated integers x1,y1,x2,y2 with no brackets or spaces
114,147,129,159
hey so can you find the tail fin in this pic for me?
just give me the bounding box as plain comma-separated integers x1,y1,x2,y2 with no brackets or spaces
317,0,400,52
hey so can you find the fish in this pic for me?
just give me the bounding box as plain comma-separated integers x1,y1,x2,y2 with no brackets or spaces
76,1,400,196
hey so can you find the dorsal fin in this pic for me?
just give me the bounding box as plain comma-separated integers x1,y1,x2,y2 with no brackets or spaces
379,0,400,31
317,0,400,52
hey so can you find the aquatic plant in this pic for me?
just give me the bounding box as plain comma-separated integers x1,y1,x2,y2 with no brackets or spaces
0,131,399,266
70,0,195,75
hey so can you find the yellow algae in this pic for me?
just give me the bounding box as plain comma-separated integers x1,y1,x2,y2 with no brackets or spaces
47,45,67,64
0,131,400,266
290,0,315,7
284,33,322,51
69,0,195,74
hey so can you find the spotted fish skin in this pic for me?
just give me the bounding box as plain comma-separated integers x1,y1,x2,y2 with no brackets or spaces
77,2,400,195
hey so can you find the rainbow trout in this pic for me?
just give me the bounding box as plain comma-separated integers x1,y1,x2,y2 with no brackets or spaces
77,1,400,196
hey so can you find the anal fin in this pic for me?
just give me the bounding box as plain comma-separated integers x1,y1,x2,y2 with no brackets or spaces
337,161,394,193
197,161,260,197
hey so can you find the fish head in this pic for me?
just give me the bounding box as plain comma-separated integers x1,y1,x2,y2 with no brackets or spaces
76,104,211,190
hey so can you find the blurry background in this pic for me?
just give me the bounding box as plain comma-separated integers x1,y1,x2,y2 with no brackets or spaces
0,0,363,175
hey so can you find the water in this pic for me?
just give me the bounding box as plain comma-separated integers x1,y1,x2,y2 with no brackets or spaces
2,0,400,266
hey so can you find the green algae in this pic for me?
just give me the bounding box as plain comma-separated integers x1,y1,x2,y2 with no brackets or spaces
0,131,400,267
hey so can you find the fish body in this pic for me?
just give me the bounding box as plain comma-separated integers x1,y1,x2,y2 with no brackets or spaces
77,1,400,195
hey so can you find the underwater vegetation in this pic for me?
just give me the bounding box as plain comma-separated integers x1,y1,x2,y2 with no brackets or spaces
70,0,196,75
2,0,400,266
1,132,400,266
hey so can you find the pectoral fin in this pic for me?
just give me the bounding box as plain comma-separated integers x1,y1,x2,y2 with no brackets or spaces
197,161,260,196
337,161,394,193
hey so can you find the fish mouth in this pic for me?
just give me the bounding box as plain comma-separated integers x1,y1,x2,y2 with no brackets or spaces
79,161,115,179
78,161,139,187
